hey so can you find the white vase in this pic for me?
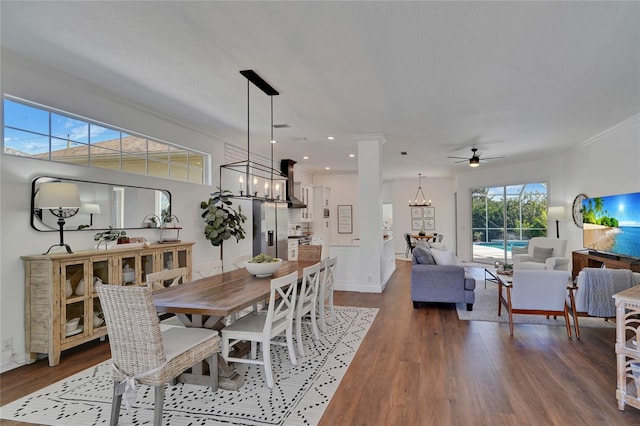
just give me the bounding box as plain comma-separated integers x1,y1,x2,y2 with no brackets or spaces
75,278,84,296
65,280,73,298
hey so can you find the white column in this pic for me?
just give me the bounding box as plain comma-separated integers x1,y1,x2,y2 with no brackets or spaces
355,133,386,292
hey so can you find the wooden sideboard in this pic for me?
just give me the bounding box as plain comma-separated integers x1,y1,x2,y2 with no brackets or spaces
22,242,193,366
572,250,640,280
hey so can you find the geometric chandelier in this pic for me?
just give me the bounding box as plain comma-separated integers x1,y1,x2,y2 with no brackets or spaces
408,173,432,206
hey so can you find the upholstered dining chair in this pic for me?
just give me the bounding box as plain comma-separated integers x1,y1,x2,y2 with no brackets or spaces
318,256,337,333
298,244,322,262
220,271,298,388
193,260,223,279
146,267,188,291
96,284,219,426
294,262,322,356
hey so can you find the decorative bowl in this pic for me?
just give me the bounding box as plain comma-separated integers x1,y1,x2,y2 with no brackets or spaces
244,258,283,277
65,317,81,333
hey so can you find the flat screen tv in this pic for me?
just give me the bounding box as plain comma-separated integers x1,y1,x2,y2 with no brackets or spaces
582,191,640,259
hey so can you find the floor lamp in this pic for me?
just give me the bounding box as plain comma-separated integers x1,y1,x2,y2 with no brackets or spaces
35,182,81,254
548,206,566,239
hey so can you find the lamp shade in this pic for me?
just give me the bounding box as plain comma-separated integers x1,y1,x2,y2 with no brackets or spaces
82,203,101,215
548,206,566,220
35,182,81,209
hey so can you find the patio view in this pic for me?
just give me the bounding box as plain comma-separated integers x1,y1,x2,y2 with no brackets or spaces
472,183,548,263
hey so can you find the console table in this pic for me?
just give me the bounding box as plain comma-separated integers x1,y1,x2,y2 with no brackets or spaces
22,242,193,366
572,250,640,280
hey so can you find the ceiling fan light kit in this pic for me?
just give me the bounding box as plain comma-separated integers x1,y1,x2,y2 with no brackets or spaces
448,148,504,167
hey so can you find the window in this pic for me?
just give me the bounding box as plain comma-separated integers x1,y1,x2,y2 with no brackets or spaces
3,96,208,184
471,183,548,263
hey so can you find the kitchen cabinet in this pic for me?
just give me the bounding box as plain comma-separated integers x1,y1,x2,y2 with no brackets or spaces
291,183,314,222
22,241,193,366
288,239,299,261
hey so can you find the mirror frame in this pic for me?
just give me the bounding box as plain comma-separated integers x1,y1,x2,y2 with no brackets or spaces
30,176,172,232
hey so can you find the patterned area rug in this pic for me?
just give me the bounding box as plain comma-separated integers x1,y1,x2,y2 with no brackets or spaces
0,306,378,426
456,284,615,329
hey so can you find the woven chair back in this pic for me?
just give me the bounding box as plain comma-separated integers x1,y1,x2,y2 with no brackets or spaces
298,244,322,262
96,284,166,377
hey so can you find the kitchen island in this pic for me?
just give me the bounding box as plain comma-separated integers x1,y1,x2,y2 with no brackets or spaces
328,237,395,293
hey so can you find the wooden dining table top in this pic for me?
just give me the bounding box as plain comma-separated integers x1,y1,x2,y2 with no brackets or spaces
153,260,316,317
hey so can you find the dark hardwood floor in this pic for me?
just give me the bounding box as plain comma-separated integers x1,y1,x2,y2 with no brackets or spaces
3,259,640,425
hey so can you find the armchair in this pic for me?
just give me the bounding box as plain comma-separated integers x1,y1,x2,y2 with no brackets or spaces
498,269,572,337
512,237,569,271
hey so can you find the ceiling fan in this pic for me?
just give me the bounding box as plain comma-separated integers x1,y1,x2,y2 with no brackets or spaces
448,148,504,167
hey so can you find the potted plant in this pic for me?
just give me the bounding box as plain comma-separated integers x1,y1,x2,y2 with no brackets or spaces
94,227,127,250
200,188,247,261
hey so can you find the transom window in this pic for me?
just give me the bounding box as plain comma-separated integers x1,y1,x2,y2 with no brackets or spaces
3,96,208,184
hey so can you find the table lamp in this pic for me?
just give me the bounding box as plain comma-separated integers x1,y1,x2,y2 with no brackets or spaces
35,182,81,254
82,203,101,226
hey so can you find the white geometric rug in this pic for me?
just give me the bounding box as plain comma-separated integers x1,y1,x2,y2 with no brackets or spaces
0,306,378,426
456,284,615,329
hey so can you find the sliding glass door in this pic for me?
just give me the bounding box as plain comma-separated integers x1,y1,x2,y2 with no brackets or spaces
472,183,548,264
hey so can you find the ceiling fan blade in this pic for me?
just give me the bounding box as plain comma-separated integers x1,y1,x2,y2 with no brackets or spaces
453,159,467,163
447,156,468,160
481,156,505,160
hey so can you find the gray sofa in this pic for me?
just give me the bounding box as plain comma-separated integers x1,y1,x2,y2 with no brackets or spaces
411,244,476,311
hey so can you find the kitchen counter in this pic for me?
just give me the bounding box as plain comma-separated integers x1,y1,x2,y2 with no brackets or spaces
328,237,395,293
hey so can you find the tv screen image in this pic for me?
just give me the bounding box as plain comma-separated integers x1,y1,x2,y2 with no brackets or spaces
582,191,640,258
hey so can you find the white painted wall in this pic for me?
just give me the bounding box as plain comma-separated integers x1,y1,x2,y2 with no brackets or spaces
2,47,638,372
0,50,255,371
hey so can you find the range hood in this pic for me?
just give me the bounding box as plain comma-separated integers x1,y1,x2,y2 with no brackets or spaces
280,159,307,209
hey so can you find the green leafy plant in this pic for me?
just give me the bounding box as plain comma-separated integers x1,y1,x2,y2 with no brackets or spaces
249,253,278,263
94,226,127,249
200,188,247,247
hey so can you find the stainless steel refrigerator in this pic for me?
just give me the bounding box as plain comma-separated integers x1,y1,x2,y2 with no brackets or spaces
252,200,289,259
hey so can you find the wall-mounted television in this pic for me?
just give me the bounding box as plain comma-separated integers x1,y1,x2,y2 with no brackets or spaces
582,191,640,259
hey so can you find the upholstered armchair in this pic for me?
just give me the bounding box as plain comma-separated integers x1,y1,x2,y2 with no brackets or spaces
512,237,569,271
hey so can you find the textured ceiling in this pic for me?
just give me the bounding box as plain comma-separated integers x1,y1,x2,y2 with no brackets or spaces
1,1,638,180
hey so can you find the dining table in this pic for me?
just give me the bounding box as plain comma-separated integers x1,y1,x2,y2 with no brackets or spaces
412,234,437,242
152,260,316,390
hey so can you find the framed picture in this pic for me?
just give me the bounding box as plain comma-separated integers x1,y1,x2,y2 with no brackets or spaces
424,219,435,230
424,207,435,218
411,219,423,231
411,207,423,219
337,205,353,234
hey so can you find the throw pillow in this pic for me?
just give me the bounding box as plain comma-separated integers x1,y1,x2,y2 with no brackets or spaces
532,246,554,263
431,249,462,267
413,246,436,265
428,242,447,251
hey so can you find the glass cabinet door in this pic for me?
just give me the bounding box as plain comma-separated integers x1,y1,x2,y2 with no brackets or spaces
60,260,87,341
140,251,156,285
162,249,175,270
89,256,111,332
120,255,138,285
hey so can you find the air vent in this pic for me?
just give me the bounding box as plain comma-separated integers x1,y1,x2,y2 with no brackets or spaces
273,124,290,128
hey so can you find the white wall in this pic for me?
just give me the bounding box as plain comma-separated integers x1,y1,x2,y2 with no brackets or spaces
0,50,253,371
313,173,359,245
455,115,640,263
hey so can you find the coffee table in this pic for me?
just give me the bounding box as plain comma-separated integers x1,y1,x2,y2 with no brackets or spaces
484,268,513,315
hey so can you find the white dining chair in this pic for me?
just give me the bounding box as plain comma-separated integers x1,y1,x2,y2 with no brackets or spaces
231,254,253,270
294,262,322,356
318,256,337,333
220,271,298,388
193,260,223,279
146,267,188,291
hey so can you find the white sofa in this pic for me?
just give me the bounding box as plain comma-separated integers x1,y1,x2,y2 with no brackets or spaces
512,237,569,271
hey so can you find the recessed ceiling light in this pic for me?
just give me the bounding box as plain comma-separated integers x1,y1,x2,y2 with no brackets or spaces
325,167,330,170
327,136,335,140
348,154,355,158
270,139,277,144
303,156,309,160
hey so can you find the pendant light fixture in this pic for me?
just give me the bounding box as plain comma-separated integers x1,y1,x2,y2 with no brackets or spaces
219,70,287,202
408,173,432,207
